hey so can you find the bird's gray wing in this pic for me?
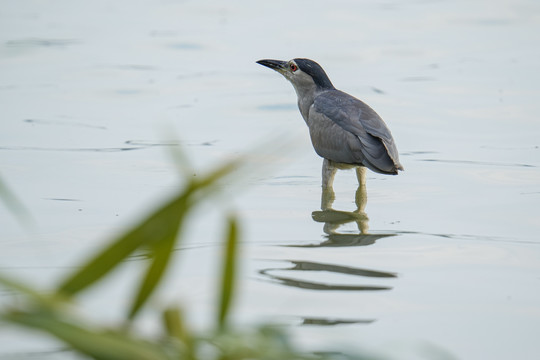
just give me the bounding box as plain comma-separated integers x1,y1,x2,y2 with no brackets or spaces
312,90,402,173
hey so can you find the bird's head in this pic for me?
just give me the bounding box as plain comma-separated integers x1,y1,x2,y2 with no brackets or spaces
256,58,334,92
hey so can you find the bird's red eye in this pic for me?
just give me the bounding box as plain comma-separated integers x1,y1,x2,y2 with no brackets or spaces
290,63,298,72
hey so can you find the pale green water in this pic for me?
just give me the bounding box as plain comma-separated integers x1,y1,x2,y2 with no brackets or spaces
1,1,540,359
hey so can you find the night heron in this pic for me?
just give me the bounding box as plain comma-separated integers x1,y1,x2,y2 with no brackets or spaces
256,58,403,189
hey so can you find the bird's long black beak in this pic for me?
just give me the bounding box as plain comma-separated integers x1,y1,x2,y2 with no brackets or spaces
256,59,287,72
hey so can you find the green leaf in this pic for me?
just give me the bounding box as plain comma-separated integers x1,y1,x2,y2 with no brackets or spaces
0,274,64,311
125,159,243,320
162,306,195,359
167,139,195,179
55,155,240,298
162,306,188,341
56,193,189,297
217,215,239,330
190,157,242,192
0,175,34,227
3,310,172,360
128,232,179,320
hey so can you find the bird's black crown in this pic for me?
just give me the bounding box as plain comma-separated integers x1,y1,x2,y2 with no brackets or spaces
294,58,334,90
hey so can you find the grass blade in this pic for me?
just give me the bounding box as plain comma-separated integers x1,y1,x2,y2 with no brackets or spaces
217,215,239,330
162,307,189,341
0,175,34,226
162,306,195,359
56,155,240,303
191,157,242,192
0,274,64,311
128,232,178,320
56,193,187,297
3,310,171,360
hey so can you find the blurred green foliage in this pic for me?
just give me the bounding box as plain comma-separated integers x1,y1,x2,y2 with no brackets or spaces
0,174,34,226
0,152,375,360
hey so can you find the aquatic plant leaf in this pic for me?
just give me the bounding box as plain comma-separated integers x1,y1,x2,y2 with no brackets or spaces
167,138,194,179
191,158,242,195
3,310,172,360
162,307,189,341
56,156,240,299
56,193,189,297
0,175,34,226
162,306,195,359
217,215,239,330
206,325,362,360
0,274,63,311
128,232,179,320
125,161,243,319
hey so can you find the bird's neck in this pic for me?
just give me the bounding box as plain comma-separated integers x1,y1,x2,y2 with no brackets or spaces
297,96,312,123
295,87,325,124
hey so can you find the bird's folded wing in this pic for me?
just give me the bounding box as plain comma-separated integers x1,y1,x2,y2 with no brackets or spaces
313,91,401,171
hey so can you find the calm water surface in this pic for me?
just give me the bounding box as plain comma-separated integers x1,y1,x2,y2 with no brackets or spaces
1,1,539,359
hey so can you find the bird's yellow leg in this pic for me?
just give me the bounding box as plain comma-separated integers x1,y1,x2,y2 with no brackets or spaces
322,158,337,189
321,158,337,210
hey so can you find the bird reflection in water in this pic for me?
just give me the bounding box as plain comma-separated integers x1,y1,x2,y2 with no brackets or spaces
259,260,395,291
293,166,395,248
257,259,396,326
260,169,398,326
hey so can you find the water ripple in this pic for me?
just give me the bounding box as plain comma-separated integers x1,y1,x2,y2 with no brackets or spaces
0,146,142,152
258,260,396,291
5,38,79,48
300,317,375,326
24,119,106,130
395,230,539,245
419,158,536,168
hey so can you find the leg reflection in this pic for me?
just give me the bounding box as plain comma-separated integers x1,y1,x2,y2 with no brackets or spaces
307,165,395,247
355,166,368,234
315,165,369,235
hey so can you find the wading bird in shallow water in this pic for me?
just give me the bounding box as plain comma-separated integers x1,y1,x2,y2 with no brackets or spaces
256,58,403,189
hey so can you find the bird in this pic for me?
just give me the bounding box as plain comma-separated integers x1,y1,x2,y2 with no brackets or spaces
256,58,403,189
